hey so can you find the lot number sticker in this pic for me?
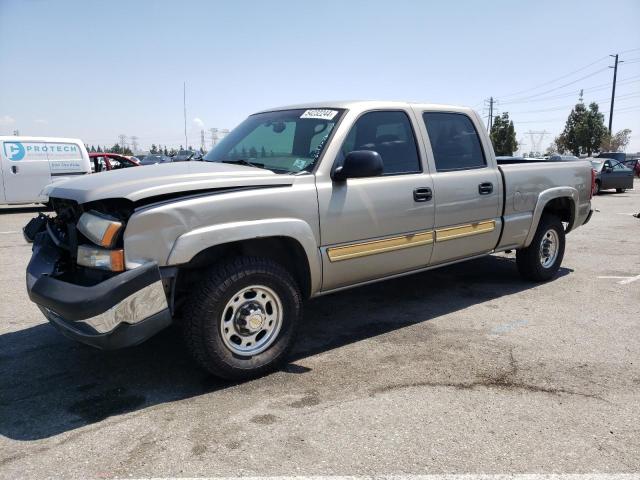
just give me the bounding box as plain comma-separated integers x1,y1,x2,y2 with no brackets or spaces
300,109,338,120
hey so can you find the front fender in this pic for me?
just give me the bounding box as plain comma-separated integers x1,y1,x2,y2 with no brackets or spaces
167,218,322,295
524,187,578,247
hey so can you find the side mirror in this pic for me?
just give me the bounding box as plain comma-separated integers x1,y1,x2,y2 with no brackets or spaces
332,150,383,182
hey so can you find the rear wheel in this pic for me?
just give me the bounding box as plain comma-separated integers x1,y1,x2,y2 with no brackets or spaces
516,214,565,282
183,257,302,380
594,181,601,195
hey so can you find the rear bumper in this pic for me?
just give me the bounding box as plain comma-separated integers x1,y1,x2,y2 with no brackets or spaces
27,235,171,349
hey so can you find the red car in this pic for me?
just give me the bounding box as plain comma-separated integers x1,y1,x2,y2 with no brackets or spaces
89,153,140,172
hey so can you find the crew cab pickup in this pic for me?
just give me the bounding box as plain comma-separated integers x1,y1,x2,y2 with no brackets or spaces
25,101,593,379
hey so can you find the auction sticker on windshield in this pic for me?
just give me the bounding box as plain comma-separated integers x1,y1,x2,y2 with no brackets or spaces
300,109,338,120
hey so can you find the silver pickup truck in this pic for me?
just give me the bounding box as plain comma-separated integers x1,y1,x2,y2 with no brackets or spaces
25,101,593,379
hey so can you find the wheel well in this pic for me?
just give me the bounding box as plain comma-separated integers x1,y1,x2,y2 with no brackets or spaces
542,197,574,229
176,236,312,301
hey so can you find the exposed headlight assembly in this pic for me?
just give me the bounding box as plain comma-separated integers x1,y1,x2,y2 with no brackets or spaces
77,211,123,248
77,245,125,272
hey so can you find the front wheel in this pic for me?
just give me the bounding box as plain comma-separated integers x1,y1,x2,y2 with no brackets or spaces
616,188,626,193
593,181,601,195
183,257,302,380
516,214,565,282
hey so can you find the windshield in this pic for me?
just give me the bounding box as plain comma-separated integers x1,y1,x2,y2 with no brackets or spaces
204,108,344,173
173,151,193,161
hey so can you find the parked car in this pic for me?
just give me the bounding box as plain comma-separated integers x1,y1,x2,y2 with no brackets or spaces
24,101,593,379
140,154,173,165
596,152,626,163
89,153,140,172
621,158,640,177
590,158,634,194
171,150,203,162
0,136,91,205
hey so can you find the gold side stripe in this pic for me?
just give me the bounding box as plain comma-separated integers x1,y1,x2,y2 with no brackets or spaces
327,231,434,262
327,220,497,262
435,220,496,242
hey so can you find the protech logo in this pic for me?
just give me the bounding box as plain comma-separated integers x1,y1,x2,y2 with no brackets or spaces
2,142,79,161
3,142,26,161
26,144,78,153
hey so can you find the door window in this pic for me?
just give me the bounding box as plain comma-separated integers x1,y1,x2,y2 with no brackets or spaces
422,112,486,172
340,111,421,175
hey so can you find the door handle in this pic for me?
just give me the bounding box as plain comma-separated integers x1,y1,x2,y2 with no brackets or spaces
478,182,493,195
413,187,433,202
11,165,18,174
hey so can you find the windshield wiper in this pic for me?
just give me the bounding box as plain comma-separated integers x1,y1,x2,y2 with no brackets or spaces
222,159,265,169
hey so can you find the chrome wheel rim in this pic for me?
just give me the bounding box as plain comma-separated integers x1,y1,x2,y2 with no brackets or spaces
539,229,559,268
220,285,283,356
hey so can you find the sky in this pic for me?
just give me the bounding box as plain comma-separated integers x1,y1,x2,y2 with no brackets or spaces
1,0,639,153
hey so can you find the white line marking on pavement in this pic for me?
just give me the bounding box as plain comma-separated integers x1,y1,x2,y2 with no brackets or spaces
598,275,640,284
618,274,640,284
615,212,638,216
0,231,20,234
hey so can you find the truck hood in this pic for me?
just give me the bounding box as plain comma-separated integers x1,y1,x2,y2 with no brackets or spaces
44,161,293,204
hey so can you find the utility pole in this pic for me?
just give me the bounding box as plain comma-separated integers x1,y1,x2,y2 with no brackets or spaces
608,54,623,133
209,128,218,148
118,134,127,152
183,81,188,150
485,97,494,132
200,130,205,152
130,135,139,153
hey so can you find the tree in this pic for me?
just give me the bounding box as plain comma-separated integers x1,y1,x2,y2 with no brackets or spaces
490,112,518,156
111,143,122,153
600,128,632,152
557,101,607,156
150,144,158,154
163,146,168,155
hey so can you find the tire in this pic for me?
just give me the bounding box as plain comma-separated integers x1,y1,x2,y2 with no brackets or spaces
516,214,565,282
183,256,302,380
594,181,601,195
616,188,626,193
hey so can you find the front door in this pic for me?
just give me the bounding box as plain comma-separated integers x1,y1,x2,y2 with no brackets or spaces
1,140,51,203
417,111,502,264
317,110,435,290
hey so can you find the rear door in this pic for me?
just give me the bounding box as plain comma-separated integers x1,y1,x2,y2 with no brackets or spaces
0,140,51,203
417,111,502,264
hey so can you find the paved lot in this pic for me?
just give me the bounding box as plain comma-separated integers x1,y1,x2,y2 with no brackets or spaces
0,184,639,478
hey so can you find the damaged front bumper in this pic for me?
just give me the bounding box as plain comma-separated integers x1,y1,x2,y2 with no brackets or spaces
26,233,172,349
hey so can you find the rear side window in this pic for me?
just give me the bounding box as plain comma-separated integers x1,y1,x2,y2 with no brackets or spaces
341,111,421,175
422,112,486,172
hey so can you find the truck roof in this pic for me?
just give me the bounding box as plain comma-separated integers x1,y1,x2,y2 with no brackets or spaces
256,100,474,115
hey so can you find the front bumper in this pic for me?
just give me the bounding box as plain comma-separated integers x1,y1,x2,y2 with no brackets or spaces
26,234,171,349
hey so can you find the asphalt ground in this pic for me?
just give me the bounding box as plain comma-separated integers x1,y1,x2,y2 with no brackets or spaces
0,182,639,478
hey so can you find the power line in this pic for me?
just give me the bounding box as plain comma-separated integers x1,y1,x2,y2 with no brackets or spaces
497,56,609,99
499,75,640,105
498,68,609,104
506,92,640,115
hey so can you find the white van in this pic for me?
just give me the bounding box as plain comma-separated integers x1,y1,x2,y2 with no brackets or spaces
0,136,92,205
